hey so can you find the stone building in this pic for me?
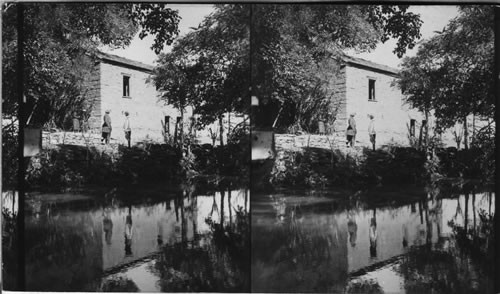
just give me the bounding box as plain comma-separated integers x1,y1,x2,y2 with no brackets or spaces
331,55,427,147
83,52,244,145
84,52,189,144
329,55,471,148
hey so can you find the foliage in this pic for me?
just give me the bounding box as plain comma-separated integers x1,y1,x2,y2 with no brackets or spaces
269,147,429,189
24,144,182,189
151,4,250,130
2,199,18,290
151,201,249,292
397,210,495,294
2,3,180,188
252,5,422,130
1,123,18,189
100,277,139,292
2,3,180,128
268,143,494,190
397,6,494,129
345,278,383,294
449,210,495,264
434,147,488,181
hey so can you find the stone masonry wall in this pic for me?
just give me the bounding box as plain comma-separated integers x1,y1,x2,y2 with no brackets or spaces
328,66,347,133
99,62,184,144
42,131,115,148
275,133,366,155
83,63,101,130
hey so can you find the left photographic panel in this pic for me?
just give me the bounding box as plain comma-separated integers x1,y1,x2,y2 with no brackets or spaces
2,3,250,291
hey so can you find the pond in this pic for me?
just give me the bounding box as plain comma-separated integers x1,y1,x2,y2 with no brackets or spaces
2,187,250,292
251,186,495,293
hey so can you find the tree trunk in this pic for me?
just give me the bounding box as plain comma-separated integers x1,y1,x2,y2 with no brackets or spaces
174,118,178,145
472,114,475,146
219,115,224,146
179,108,184,148
463,116,468,150
424,110,429,148
418,122,424,150
227,112,231,139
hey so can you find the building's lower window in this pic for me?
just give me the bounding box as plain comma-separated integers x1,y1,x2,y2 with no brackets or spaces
410,119,416,137
164,116,170,135
368,79,376,101
123,75,130,97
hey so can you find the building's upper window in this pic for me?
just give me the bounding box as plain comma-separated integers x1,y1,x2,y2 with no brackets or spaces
123,75,130,97
368,79,376,101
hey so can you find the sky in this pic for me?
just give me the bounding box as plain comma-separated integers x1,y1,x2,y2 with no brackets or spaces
102,5,459,69
101,4,215,66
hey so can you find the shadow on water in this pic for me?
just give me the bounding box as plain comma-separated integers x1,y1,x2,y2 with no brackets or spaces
2,185,250,292
251,184,495,293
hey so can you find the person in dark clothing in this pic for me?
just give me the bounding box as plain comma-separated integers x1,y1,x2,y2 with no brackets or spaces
102,110,112,144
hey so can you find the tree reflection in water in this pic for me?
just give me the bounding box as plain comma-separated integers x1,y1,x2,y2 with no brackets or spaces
100,276,139,292
253,195,348,293
2,191,18,289
253,185,495,293
397,210,495,294
150,189,250,292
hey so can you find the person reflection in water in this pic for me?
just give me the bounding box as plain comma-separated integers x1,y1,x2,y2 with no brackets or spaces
369,217,377,258
347,211,358,247
103,209,113,245
402,223,409,248
157,221,164,248
124,207,133,257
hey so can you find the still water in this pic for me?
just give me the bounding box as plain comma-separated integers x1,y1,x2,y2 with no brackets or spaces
251,186,495,293
3,188,249,291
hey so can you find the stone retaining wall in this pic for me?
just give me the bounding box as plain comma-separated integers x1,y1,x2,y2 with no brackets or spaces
274,133,370,156
42,131,125,149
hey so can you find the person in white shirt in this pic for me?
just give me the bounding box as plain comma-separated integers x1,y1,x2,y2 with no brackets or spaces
123,111,131,148
368,114,376,151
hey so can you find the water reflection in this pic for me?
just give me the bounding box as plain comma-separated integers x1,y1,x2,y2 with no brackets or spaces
2,191,19,289
19,188,249,291
251,188,495,293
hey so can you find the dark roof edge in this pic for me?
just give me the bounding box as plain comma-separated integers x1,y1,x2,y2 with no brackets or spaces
342,55,400,76
97,52,154,73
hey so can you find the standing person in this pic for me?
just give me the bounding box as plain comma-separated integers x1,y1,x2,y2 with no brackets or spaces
368,114,376,151
72,112,80,132
346,113,357,147
102,110,112,144
123,111,131,148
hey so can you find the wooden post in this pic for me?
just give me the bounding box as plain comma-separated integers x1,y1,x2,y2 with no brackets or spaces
16,4,26,290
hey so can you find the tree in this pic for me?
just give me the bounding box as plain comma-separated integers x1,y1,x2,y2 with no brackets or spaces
251,5,423,131
151,50,204,147
397,6,495,149
2,3,180,128
152,5,250,146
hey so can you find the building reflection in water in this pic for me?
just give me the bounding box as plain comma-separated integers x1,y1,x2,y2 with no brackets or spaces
252,190,495,292
21,188,249,291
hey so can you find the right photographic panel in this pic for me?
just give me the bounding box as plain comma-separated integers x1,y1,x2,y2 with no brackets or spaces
250,4,496,293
